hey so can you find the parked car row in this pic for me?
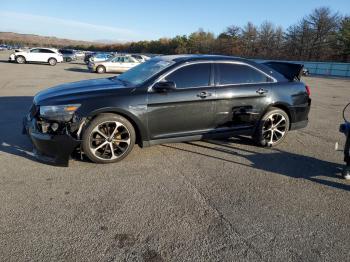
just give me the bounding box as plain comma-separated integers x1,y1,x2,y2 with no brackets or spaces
8,47,150,70
0,44,22,50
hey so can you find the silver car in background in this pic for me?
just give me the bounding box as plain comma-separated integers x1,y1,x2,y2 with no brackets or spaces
88,55,140,73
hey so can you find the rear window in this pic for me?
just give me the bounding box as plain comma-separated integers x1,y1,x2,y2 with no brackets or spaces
40,49,55,53
217,63,270,85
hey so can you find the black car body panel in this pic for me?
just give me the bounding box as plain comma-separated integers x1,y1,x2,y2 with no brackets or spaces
23,117,80,166
23,55,311,165
262,61,304,81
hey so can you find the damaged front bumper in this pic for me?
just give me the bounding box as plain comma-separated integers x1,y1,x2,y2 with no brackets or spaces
23,115,81,167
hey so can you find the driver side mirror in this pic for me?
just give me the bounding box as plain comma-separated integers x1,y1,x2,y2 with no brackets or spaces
153,81,176,92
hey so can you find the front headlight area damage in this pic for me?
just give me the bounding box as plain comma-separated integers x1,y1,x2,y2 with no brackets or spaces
25,103,87,166
37,104,84,137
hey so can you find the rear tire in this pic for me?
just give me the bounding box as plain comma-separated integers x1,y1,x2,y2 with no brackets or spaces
253,107,289,147
16,56,26,64
48,58,57,66
96,65,106,74
82,114,136,164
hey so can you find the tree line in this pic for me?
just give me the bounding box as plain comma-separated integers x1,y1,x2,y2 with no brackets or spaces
93,7,349,62
2,7,350,62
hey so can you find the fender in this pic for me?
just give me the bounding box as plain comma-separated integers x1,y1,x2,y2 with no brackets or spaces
257,102,294,131
87,107,149,145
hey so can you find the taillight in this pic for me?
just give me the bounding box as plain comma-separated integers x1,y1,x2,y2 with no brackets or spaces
305,85,311,96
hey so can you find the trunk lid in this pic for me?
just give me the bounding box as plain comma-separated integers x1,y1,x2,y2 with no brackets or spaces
263,62,304,81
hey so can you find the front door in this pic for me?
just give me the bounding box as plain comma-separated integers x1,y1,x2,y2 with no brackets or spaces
26,48,41,62
213,62,274,131
108,57,122,72
147,63,216,140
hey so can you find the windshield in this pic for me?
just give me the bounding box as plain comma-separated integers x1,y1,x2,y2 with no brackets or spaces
116,58,175,85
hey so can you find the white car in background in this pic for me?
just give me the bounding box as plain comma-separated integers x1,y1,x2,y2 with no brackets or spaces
88,55,140,73
8,47,63,66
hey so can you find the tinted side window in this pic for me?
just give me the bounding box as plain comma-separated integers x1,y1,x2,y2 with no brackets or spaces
60,50,72,54
217,63,269,85
166,63,211,89
40,49,54,53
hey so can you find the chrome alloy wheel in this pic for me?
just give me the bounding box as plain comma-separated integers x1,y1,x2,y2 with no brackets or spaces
89,121,131,160
262,113,287,146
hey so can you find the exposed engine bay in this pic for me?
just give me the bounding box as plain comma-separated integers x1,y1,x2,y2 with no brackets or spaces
23,103,86,166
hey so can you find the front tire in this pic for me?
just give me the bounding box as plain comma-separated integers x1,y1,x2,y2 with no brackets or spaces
82,114,136,164
254,107,289,147
96,65,106,74
48,58,57,66
16,56,26,64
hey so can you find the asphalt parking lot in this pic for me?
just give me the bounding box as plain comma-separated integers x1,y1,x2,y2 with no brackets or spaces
0,51,349,262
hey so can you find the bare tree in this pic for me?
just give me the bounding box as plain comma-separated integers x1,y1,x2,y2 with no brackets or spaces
337,16,350,61
241,22,258,57
306,7,341,60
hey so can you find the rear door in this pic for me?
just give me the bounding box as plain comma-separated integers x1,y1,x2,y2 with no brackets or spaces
147,62,216,139
108,57,121,72
39,49,55,62
214,62,274,130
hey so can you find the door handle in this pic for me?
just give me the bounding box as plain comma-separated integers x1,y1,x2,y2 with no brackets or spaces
256,88,268,95
197,91,212,98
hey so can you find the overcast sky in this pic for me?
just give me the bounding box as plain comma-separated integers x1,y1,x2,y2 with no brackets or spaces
0,0,349,42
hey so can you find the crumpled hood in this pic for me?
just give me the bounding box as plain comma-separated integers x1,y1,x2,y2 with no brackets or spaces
34,77,128,105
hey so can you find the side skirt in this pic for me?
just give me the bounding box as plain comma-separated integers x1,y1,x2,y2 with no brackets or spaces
142,127,254,147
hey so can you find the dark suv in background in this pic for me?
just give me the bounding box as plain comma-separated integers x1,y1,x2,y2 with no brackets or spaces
59,49,77,62
23,55,311,166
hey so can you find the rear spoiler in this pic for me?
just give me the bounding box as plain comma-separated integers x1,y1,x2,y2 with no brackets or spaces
262,61,304,81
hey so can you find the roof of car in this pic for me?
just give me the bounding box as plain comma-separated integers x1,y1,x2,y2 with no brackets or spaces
157,54,287,82
159,54,243,62
30,47,58,51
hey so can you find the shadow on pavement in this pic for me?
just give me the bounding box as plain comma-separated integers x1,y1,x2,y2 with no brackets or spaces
67,61,86,65
64,67,91,73
0,96,36,161
0,59,10,63
0,95,347,191
161,137,349,192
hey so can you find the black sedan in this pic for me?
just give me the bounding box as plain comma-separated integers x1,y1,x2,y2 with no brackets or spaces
23,55,311,166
